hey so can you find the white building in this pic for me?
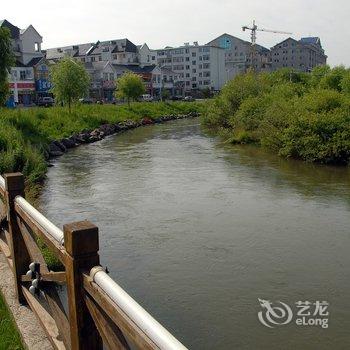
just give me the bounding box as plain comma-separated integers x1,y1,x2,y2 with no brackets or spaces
0,19,44,105
154,42,226,94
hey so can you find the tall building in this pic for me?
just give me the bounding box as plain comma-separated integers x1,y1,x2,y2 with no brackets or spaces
154,42,226,94
270,37,327,72
207,33,271,79
0,19,45,105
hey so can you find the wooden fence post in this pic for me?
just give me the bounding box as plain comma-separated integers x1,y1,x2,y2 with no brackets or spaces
64,221,102,350
5,172,30,304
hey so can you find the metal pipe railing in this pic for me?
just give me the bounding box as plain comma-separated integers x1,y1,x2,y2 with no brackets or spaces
15,196,64,244
0,175,5,191
90,267,187,350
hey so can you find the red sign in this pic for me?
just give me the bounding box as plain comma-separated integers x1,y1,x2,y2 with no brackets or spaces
9,82,35,91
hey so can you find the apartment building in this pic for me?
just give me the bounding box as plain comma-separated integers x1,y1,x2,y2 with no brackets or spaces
270,37,327,72
207,33,271,79
46,39,139,66
154,42,226,94
1,19,44,105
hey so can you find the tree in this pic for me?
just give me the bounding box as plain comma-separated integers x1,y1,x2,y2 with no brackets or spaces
0,27,14,106
161,89,170,100
115,72,145,106
50,57,90,112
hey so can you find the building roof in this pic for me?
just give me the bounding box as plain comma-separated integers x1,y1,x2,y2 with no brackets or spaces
26,56,44,67
300,37,320,45
0,19,20,39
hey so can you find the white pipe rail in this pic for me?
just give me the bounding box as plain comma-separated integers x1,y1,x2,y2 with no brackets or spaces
15,196,64,244
0,175,5,191
91,267,188,350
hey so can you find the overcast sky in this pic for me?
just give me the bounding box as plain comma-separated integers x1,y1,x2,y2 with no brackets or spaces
2,0,349,66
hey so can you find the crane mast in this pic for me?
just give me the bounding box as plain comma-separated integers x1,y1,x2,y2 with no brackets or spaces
242,20,292,71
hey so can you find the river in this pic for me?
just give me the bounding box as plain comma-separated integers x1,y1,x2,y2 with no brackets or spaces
39,118,350,349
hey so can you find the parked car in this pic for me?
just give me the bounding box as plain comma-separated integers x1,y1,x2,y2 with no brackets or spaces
37,97,54,107
184,96,195,102
141,94,153,102
171,96,183,101
79,98,94,104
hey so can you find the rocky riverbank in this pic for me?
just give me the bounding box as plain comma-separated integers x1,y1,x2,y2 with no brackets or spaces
47,112,200,159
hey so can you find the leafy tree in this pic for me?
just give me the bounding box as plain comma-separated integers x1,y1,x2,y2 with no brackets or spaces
161,89,170,100
0,27,14,106
50,57,90,112
201,87,212,99
309,65,330,88
340,70,350,94
319,66,347,91
115,72,145,106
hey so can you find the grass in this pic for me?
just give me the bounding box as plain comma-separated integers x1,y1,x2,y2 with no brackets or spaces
0,101,205,187
0,100,206,270
0,292,24,350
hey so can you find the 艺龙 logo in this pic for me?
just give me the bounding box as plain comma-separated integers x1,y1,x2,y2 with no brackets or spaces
258,298,329,329
258,298,293,328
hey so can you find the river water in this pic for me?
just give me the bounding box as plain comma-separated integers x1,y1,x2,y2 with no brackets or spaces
40,118,350,349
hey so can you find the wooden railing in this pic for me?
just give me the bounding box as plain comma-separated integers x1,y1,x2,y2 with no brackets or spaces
0,172,187,350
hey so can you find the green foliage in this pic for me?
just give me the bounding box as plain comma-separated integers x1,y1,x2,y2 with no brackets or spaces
50,58,90,112
0,27,14,106
0,101,205,187
161,89,171,100
115,72,145,106
201,66,350,164
0,292,24,349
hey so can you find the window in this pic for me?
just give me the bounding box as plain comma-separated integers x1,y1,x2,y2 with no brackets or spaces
192,83,197,88
192,69,196,73
203,47,210,52
185,73,190,77
91,57,96,62
203,80,210,85
98,56,102,61
109,73,114,80
192,61,196,65
203,71,210,77
152,56,155,60
20,70,26,80
203,63,210,69
186,65,190,69
199,72,202,77
192,77,196,81
35,42,40,52
202,55,210,61
192,52,196,57
186,81,190,86
185,57,190,61
103,73,108,80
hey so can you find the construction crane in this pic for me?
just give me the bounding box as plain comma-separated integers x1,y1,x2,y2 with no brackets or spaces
242,20,292,70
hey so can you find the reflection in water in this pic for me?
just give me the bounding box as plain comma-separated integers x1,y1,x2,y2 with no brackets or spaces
40,119,350,350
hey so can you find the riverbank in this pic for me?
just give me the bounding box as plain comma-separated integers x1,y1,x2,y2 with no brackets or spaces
201,67,350,165
0,101,205,198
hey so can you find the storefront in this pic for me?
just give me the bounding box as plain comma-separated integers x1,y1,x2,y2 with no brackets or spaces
9,82,36,106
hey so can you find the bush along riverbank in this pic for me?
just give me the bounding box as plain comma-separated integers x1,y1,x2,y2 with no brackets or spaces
47,112,200,159
202,66,350,165
0,101,205,196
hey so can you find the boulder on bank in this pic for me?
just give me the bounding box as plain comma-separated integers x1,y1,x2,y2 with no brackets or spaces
60,138,76,149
